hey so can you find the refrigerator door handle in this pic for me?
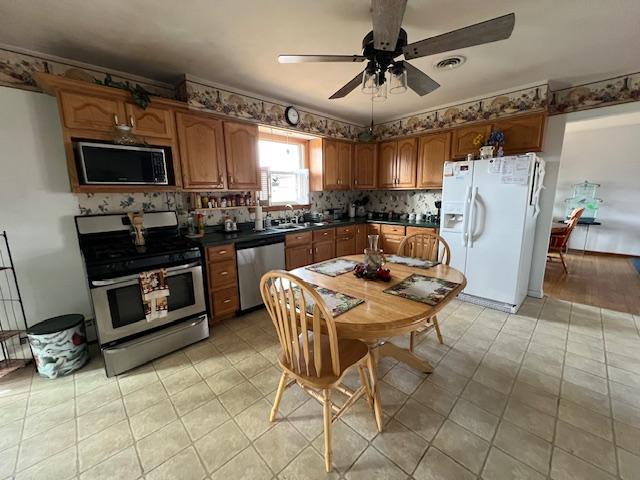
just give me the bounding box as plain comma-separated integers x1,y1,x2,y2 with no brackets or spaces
468,186,479,247
461,185,472,246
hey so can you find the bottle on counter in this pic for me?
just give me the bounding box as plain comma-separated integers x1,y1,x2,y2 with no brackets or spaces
220,197,227,208
197,213,205,235
194,195,202,209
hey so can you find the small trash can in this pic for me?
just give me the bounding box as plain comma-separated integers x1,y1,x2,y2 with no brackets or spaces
26,314,89,379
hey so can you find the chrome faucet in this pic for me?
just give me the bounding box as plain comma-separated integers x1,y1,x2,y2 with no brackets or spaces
285,204,295,224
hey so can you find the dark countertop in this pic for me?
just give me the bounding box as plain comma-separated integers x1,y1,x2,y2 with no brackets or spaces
191,217,440,247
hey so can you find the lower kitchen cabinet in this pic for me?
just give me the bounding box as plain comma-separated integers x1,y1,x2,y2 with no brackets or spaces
355,224,367,255
381,234,404,254
313,240,335,262
205,243,239,323
286,244,313,270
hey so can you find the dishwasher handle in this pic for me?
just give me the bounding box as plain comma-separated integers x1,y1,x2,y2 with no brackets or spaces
235,236,285,250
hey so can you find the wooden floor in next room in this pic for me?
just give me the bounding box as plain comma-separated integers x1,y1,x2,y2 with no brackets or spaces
544,251,640,315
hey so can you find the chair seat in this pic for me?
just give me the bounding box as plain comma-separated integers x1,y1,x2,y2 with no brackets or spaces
279,334,368,387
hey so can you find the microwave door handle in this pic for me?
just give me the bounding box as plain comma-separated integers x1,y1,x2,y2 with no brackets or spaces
91,262,200,286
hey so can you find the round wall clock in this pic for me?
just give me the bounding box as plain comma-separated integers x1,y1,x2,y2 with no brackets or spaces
284,106,300,126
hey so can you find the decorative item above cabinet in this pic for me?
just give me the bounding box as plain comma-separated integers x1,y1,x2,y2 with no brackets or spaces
309,138,352,191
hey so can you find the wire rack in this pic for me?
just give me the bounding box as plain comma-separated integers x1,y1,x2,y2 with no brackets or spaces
0,231,32,378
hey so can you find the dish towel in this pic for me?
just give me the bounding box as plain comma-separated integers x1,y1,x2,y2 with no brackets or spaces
139,269,170,322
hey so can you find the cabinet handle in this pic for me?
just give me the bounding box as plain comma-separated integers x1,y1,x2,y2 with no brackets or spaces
113,114,119,125
223,299,231,304
354,179,358,185
309,248,313,255
219,250,227,254
129,115,135,128
296,236,302,240
315,248,318,253
219,175,224,184
220,271,228,276
228,175,234,183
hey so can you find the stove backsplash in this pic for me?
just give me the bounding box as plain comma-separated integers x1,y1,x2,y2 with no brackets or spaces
76,189,442,225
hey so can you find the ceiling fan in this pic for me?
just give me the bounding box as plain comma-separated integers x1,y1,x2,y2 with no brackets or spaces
278,0,515,101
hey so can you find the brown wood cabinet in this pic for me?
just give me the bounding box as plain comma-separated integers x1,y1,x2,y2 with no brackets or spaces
336,235,356,257
494,113,546,155
59,91,125,132
205,244,239,323
417,132,451,188
313,240,335,263
223,122,260,190
286,244,313,270
353,143,377,189
377,141,397,188
451,124,492,159
355,224,367,254
126,103,174,139
310,139,352,191
176,112,227,190
377,138,417,189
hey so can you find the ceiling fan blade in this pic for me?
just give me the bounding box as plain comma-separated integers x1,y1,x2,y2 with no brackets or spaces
329,71,364,99
278,54,366,63
403,13,515,60
403,61,440,96
372,0,408,51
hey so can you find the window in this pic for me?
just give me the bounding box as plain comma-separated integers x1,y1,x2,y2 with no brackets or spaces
258,136,309,206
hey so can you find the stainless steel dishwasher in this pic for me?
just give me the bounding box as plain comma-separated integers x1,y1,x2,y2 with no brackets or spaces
236,235,286,311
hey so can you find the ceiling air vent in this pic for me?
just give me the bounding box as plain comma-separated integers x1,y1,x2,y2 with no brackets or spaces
433,55,466,71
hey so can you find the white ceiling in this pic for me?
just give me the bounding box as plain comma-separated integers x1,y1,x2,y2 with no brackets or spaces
1,0,639,125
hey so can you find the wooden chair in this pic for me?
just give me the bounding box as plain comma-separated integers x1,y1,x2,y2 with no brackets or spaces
260,270,381,472
397,232,451,349
548,207,584,273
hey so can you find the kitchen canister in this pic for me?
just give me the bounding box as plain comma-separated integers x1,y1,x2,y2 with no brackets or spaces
26,314,88,379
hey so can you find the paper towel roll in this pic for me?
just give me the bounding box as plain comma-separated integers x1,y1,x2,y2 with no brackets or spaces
254,203,264,231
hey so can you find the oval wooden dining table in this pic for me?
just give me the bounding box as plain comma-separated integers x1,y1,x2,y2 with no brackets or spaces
289,254,467,374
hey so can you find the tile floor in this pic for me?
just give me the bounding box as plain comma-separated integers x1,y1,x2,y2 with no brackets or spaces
1,296,640,479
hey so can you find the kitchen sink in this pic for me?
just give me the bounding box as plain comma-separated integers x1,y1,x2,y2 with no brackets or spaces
269,224,305,230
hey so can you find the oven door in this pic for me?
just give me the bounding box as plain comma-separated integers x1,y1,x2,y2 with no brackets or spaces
90,262,205,345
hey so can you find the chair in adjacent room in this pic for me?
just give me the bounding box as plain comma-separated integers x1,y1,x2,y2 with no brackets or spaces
260,270,381,472
398,232,451,349
547,207,585,273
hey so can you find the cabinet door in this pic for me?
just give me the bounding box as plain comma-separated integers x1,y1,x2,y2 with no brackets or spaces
323,140,341,190
355,224,367,254
176,112,227,190
338,141,352,189
126,103,174,139
417,132,451,188
286,245,313,270
494,113,546,154
451,124,492,159
224,122,260,190
396,137,417,188
353,143,377,189
335,235,356,257
378,141,397,188
59,91,125,132
313,240,335,263
381,234,403,254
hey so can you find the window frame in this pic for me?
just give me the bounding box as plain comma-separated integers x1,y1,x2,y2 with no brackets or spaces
258,132,311,210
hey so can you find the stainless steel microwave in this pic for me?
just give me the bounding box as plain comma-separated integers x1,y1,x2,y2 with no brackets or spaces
76,142,169,185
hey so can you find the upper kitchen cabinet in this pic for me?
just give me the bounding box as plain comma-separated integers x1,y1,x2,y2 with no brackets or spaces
451,124,492,159
176,112,227,190
417,132,451,189
59,91,126,132
309,138,352,191
223,122,260,190
353,143,377,189
125,103,174,139
494,113,546,154
377,141,397,188
377,137,417,189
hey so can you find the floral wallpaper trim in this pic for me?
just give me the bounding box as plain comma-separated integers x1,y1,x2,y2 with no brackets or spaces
548,72,640,115
373,84,548,140
0,46,175,98
179,76,363,141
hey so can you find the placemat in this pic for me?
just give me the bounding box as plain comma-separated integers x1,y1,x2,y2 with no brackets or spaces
292,283,364,317
306,258,360,277
383,274,460,306
385,255,440,269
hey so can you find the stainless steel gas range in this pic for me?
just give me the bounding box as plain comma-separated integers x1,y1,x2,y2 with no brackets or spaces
76,211,209,376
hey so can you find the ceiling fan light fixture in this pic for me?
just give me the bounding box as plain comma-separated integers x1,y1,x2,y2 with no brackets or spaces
362,69,379,93
389,64,407,94
372,80,387,102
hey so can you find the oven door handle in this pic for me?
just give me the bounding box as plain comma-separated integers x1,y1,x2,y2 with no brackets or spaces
91,262,201,287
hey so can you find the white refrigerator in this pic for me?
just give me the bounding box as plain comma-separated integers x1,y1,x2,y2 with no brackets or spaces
439,154,545,313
